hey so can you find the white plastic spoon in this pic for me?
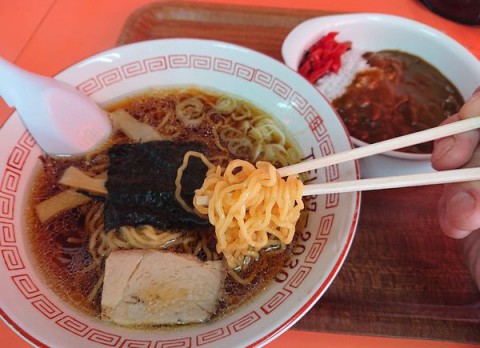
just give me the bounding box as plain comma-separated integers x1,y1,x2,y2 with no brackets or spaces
0,57,111,156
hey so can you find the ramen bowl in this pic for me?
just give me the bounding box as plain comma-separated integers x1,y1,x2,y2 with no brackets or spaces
282,13,480,178
0,39,359,347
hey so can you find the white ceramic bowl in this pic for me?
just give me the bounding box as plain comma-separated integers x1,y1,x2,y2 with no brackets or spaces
0,39,360,347
282,13,480,178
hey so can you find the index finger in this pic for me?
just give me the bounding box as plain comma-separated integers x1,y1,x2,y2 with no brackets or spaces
459,87,480,121
431,88,480,170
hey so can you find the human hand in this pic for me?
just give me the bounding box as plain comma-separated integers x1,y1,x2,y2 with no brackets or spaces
431,87,480,290
431,87,480,239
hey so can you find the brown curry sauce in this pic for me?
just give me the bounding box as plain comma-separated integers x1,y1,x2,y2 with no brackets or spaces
333,50,464,153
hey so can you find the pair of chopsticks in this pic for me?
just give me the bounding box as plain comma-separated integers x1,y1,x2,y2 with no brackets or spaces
277,117,480,196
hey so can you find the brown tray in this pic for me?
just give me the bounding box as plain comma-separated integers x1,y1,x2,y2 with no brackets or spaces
118,2,480,343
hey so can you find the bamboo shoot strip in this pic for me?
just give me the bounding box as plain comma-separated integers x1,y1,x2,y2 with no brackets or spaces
59,166,107,195
36,190,91,223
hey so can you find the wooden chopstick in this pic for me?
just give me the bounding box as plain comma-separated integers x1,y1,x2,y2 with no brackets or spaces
195,167,480,205
194,118,480,205
277,117,480,177
302,167,480,196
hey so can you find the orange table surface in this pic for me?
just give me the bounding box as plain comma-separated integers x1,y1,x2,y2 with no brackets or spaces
0,0,479,347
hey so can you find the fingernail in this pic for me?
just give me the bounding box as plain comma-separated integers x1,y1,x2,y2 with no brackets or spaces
433,136,454,160
473,86,480,96
446,191,476,221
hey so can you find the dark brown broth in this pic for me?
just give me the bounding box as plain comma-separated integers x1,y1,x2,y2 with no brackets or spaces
27,88,300,322
333,50,464,153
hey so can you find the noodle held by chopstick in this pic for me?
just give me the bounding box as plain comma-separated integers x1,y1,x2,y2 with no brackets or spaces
194,159,304,269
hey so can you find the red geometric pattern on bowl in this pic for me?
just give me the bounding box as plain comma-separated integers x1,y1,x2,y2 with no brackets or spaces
1,246,24,270
0,191,15,220
144,57,167,72
284,266,312,291
253,69,274,88
326,164,339,183
31,295,63,319
86,329,122,346
325,193,339,209
271,78,291,99
168,54,190,68
7,146,29,171
11,274,39,299
1,53,347,347
119,339,151,348
212,58,234,74
121,61,147,78
56,315,89,336
317,134,340,183
261,291,290,315
76,77,103,96
191,55,212,70
1,168,21,193
318,135,333,157
0,221,15,244
318,214,334,236
118,339,151,348
155,337,191,348
196,327,231,346
229,311,261,333
18,130,36,149
306,112,327,142
234,63,255,81
289,91,308,115
192,311,262,346
304,239,327,264
98,68,123,87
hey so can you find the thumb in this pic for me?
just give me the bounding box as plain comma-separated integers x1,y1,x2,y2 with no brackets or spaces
458,87,480,121
432,87,480,170
438,180,480,239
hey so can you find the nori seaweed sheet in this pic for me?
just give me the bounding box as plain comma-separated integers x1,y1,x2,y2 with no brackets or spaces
104,141,210,230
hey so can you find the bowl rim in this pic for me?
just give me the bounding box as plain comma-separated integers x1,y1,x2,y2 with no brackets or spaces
0,38,361,348
281,13,480,161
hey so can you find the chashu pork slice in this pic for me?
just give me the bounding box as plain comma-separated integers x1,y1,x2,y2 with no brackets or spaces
101,249,226,326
